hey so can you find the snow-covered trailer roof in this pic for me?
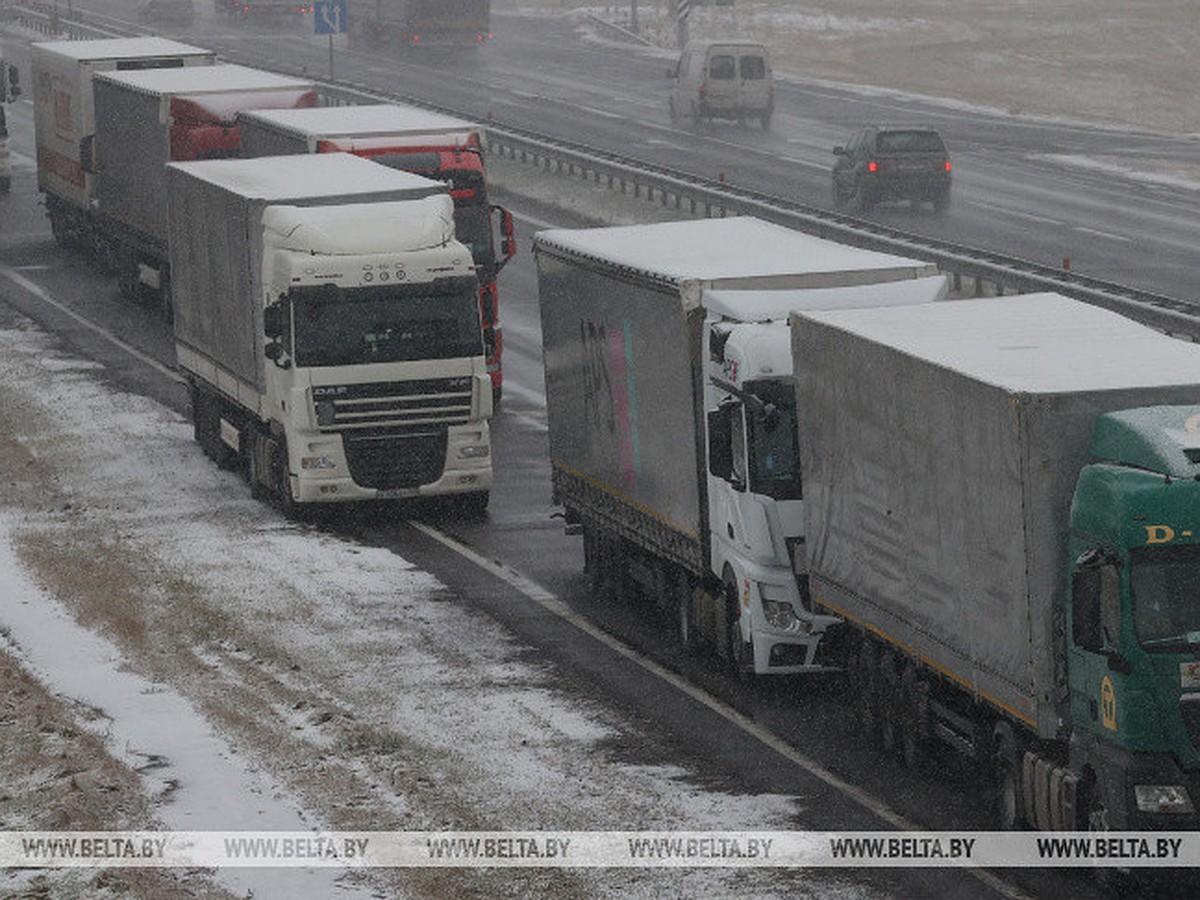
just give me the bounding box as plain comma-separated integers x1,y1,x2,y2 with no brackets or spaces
94,64,310,97
238,104,480,139
799,293,1200,393
167,154,447,200
534,217,938,290
31,37,213,61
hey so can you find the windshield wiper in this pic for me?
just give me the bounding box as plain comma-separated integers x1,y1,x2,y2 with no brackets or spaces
1141,631,1200,651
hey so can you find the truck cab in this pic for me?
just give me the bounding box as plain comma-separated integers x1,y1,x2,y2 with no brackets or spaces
704,314,828,670
1067,405,1200,829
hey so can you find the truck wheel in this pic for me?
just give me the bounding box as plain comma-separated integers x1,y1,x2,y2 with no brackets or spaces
852,640,878,739
676,588,694,650
723,572,753,680
992,723,1027,830
897,665,929,771
1081,778,1129,889
877,653,900,754
760,110,772,131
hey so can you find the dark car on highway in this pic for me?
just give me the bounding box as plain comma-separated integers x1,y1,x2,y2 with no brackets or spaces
832,126,952,213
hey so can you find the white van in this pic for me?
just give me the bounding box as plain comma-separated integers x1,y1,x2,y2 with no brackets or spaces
668,41,774,130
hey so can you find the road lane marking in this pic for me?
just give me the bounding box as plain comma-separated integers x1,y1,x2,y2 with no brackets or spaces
0,265,183,385
1074,226,1133,244
411,520,1030,900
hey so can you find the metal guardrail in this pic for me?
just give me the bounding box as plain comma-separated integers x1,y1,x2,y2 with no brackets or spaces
7,4,1200,340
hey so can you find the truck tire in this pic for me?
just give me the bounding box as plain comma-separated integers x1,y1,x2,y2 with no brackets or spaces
877,652,901,755
723,570,753,680
897,665,929,771
992,723,1028,830
852,640,879,739
676,588,694,650
1080,776,1130,890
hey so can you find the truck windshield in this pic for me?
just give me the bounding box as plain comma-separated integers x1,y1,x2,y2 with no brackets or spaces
290,280,482,368
1130,544,1200,653
745,381,801,501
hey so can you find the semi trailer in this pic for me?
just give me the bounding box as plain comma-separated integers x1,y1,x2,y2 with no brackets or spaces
88,64,315,310
30,37,216,246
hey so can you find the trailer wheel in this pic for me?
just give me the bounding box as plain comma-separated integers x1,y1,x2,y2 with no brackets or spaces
878,653,901,755
992,723,1027,830
676,587,694,650
897,665,929,771
851,640,878,739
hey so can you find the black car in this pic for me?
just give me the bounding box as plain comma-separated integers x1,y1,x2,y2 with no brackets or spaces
832,126,952,213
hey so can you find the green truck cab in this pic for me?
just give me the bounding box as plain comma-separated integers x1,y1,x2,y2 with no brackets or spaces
1068,406,1200,829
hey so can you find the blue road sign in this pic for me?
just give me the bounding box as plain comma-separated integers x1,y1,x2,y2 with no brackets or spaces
314,0,347,34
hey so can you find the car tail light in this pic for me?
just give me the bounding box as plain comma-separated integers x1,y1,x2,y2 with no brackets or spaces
944,160,953,172
867,161,878,173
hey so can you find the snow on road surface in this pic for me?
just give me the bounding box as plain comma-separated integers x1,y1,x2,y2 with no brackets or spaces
0,315,883,896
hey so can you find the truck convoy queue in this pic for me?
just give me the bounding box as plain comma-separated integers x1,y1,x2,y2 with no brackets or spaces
24,36,1200,842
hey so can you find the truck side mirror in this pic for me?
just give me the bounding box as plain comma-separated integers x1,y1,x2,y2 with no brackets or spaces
1072,551,1121,653
1071,563,1102,652
263,301,285,339
833,146,846,156
264,340,290,369
492,204,516,271
79,135,97,175
707,405,733,480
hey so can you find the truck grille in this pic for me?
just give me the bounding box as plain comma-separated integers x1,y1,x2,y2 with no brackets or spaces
312,378,473,432
344,429,447,490
1181,694,1200,751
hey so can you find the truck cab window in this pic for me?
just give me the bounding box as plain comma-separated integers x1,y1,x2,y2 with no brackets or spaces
1131,544,1200,652
745,383,801,501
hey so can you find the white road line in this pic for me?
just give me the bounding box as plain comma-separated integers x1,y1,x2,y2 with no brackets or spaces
0,265,183,385
1074,226,1133,244
411,521,1031,900
962,201,1063,227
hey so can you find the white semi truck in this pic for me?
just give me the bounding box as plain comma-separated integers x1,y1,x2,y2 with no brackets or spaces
30,37,216,245
535,217,946,675
167,154,493,510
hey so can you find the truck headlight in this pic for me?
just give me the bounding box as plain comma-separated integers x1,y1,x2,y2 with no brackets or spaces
458,444,490,460
300,456,337,471
759,583,801,631
1134,785,1194,814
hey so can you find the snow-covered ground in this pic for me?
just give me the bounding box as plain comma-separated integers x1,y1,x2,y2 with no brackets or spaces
0,312,881,897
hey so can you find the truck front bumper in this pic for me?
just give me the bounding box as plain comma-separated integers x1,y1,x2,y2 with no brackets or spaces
290,422,492,503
